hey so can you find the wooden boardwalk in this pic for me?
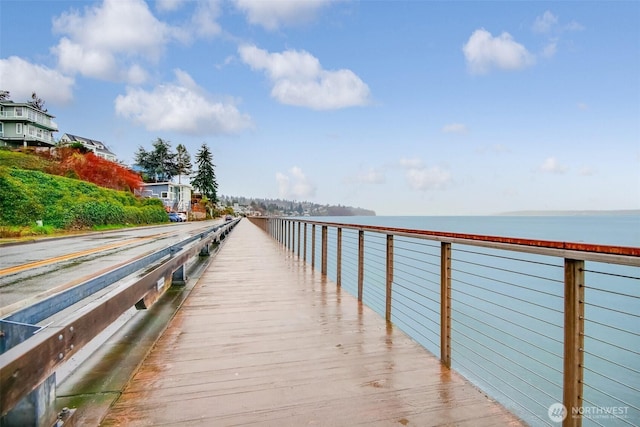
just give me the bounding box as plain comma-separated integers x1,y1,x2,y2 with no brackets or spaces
101,220,524,426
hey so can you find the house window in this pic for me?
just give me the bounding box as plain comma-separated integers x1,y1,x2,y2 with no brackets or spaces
15,107,23,117
161,191,169,198
16,123,23,135
0,122,3,136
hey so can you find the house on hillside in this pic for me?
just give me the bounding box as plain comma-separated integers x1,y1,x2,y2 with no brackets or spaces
59,133,117,162
0,100,58,148
138,182,192,214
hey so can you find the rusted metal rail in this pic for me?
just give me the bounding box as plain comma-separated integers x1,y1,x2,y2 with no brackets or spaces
0,219,240,425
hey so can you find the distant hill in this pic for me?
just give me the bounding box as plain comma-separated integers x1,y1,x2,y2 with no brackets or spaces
498,210,640,216
220,195,375,216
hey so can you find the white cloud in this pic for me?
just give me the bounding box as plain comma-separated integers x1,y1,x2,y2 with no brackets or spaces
540,156,568,174
0,56,74,104
579,166,596,176
533,11,558,33
51,0,182,83
238,44,371,110
191,0,222,38
399,157,424,169
400,158,452,191
463,29,535,74
347,167,385,185
276,166,317,199
565,21,585,32
156,0,187,12
542,40,558,58
232,0,332,30
114,69,252,135
442,123,468,134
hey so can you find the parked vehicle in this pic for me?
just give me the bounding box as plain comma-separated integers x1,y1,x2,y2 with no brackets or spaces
168,212,182,222
225,215,233,221
177,212,187,221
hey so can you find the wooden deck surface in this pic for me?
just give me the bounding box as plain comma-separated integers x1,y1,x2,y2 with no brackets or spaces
101,219,524,426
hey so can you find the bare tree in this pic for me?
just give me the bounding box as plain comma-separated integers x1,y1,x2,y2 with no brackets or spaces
29,92,47,112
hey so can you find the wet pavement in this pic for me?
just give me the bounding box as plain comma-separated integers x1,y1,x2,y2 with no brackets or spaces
100,219,524,426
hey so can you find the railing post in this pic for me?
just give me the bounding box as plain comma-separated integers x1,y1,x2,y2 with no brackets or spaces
321,226,328,275
385,234,393,322
303,223,307,262
290,221,294,252
311,224,316,270
563,258,585,427
297,222,301,257
336,228,342,287
358,230,364,302
440,242,451,368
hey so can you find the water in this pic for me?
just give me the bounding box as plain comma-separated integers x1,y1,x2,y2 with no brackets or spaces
310,215,640,247
295,215,640,426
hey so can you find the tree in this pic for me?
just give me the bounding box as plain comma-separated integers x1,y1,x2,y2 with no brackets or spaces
175,144,192,184
0,90,10,101
191,143,218,203
134,138,178,182
29,92,47,112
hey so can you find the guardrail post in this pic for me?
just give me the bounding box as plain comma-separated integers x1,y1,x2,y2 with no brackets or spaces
297,222,301,257
336,228,342,287
303,223,307,262
172,265,186,286
321,226,328,275
311,224,316,270
386,234,394,322
289,221,294,252
1,374,57,427
563,258,585,427
441,242,451,368
358,230,364,302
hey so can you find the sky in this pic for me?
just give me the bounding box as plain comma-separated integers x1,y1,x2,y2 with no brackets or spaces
1,0,639,216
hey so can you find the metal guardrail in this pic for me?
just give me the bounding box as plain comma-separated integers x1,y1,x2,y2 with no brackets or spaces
0,218,240,424
249,217,640,427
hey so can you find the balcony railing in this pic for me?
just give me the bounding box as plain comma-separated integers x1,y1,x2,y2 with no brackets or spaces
250,217,640,427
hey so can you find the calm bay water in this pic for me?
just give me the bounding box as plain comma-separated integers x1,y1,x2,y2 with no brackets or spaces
299,215,639,426
309,214,640,247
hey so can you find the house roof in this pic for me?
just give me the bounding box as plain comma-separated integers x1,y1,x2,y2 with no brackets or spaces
61,133,116,157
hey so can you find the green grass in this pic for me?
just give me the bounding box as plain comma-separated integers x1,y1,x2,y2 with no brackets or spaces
0,149,169,231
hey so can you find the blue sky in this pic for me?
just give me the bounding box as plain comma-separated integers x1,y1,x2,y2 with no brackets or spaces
1,0,638,215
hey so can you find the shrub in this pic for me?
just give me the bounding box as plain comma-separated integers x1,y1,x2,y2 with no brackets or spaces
0,167,166,230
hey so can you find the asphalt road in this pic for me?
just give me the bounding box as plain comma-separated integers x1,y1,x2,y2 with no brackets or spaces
0,220,224,315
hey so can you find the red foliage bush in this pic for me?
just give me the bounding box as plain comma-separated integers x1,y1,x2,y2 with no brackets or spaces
35,147,143,192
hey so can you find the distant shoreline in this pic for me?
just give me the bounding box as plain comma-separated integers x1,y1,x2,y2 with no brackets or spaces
496,210,640,216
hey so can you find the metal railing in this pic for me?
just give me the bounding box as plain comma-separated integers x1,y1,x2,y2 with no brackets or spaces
249,217,640,427
0,219,240,425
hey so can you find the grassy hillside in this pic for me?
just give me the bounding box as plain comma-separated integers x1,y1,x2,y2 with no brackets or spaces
0,149,167,232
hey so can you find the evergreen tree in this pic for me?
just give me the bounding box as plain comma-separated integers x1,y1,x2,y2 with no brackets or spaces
0,90,10,101
191,143,218,203
134,138,178,182
175,144,192,184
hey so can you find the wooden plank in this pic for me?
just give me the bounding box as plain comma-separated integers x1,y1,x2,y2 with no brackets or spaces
101,220,524,426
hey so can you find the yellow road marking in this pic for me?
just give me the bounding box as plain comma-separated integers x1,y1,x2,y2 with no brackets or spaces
0,233,169,276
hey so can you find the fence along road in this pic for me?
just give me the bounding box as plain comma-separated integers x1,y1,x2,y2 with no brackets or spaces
101,218,523,426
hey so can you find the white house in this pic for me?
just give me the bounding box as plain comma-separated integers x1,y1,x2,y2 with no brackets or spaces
59,133,117,162
138,182,192,213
